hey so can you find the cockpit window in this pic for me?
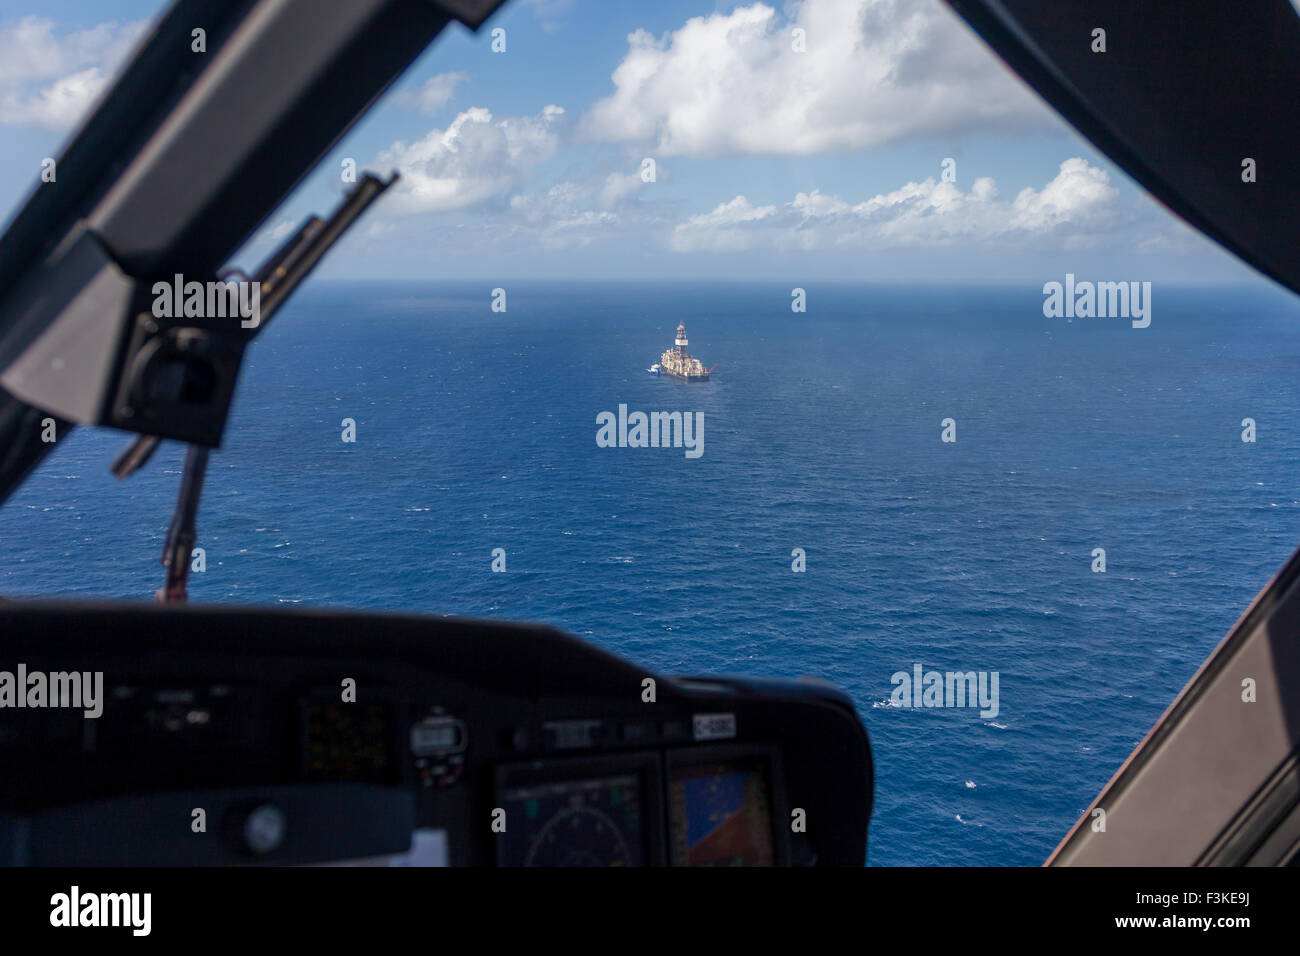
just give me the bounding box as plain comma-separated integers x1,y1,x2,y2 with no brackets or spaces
1,0,1298,868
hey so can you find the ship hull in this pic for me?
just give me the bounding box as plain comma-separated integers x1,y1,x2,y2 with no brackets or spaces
660,369,710,381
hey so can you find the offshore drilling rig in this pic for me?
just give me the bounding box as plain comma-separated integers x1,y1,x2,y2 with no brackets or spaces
650,323,714,381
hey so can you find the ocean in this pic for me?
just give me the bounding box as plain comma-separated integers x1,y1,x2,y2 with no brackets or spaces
3,279,1299,866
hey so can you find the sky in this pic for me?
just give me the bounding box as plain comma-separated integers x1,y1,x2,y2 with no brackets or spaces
0,0,1280,283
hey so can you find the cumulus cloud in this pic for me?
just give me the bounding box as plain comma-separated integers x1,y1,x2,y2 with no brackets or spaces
376,104,566,214
670,158,1121,252
1008,157,1118,231
581,0,1048,158
364,155,1125,260
511,192,618,250
671,196,780,252
508,167,657,250
599,170,646,208
0,15,145,129
394,72,469,116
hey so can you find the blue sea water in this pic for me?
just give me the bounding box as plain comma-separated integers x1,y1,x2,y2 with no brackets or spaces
3,279,1300,866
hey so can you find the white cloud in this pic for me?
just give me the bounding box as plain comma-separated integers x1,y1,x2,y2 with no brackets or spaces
599,170,644,207
362,155,1124,261
670,158,1120,252
0,16,145,129
509,182,624,250
670,195,779,252
1009,157,1117,230
376,104,565,214
394,72,468,116
581,0,1048,158
509,181,586,224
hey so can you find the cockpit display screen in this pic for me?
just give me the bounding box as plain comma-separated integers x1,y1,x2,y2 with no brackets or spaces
303,700,393,783
668,757,775,866
498,772,645,866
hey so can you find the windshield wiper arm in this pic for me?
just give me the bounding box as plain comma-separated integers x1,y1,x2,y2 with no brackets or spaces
0,0,507,509
141,172,398,602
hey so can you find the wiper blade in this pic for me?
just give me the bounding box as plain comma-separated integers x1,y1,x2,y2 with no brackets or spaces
158,445,210,603
137,172,398,602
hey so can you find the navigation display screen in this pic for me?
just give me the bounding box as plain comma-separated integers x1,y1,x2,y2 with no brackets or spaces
498,773,645,867
669,758,775,866
303,700,393,783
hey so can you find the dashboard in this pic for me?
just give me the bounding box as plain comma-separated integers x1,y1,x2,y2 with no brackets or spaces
0,603,872,866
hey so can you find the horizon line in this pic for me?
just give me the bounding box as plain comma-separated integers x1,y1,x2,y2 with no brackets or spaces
307,275,1286,288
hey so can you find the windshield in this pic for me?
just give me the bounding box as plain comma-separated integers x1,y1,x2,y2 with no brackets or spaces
1,0,1298,867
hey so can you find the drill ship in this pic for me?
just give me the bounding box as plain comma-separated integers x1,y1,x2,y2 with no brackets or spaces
651,323,713,381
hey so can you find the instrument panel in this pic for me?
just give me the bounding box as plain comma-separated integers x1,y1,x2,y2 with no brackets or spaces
0,603,872,866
